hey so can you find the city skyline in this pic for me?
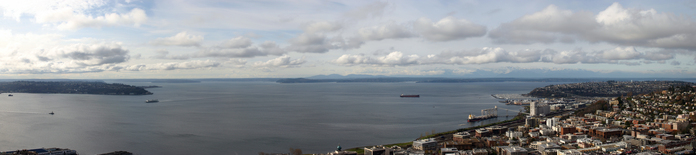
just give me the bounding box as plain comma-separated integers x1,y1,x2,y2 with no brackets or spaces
1,0,695,79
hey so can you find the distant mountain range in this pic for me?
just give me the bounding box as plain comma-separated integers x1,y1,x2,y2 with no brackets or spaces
306,74,388,79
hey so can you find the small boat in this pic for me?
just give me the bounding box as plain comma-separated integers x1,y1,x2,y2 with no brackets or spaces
400,94,419,97
145,99,159,103
49,111,54,115
8,94,12,96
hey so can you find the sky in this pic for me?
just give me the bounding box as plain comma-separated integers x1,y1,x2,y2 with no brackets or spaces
1,0,696,79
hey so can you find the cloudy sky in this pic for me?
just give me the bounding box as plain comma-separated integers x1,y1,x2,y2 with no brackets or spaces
1,0,695,79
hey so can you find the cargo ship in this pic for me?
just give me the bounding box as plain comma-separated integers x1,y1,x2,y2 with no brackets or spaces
467,114,497,122
400,94,420,97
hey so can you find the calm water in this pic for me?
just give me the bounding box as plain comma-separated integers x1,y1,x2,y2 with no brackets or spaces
0,82,567,154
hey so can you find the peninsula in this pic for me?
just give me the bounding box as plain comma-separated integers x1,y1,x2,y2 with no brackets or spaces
0,81,153,95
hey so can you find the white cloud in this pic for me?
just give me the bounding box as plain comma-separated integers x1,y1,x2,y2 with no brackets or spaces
598,47,641,60
287,21,413,53
285,21,359,53
0,41,132,74
197,40,285,58
252,55,306,68
108,58,248,72
358,22,413,41
150,31,204,47
150,49,190,60
303,21,342,33
223,59,247,68
35,8,147,30
429,48,556,65
0,29,63,50
642,50,675,61
334,51,420,66
414,16,487,41
56,42,131,66
587,3,696,48
333,47,681,66
0,0,108,22
670,61,681,66
490,2,696,50
341,1,388,21
286,32,363,53
219,36,253,48
489,5,597,44
117,60,221,71
549,50,607,64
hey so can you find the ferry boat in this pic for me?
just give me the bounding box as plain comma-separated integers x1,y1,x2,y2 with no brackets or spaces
400,94,420,97
145,99,159,103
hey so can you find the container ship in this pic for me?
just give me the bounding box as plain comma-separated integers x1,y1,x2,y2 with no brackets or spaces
400,94,420,97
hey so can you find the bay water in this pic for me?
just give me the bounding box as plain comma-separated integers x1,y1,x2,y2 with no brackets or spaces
0,81,567,154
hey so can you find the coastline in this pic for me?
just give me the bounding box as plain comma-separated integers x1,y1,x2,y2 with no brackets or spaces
344,113,526,154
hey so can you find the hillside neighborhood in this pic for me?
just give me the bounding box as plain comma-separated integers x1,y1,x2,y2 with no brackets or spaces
322,82,696,155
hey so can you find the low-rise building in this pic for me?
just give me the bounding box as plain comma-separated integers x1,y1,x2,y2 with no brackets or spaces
557,149,581,155
475,128,491,137
496,146,528,155
364,146,390,155
453,132,471,142
412,138,437,152
440,148,458,155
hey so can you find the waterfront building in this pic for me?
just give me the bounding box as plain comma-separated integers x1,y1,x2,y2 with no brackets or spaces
327,151,358,155
412,138,437,152
453,132,471,142
475,128,491,137
364,146,389,155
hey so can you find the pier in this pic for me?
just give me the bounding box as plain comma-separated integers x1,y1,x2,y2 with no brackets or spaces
467,106,527,123
481,106,526,117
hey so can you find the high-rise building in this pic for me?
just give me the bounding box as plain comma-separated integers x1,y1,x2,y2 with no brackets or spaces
531,102,550,116
547,117,559,127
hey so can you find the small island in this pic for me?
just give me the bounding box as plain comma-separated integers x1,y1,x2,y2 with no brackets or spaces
0,81,153,95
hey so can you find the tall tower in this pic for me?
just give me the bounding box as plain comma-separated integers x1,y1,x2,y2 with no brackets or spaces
530,102,537,116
